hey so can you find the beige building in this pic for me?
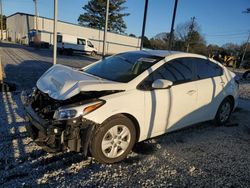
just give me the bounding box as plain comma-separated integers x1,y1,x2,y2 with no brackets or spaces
6,12,141,54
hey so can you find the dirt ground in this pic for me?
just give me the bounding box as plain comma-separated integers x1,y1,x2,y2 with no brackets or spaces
0,42,250,187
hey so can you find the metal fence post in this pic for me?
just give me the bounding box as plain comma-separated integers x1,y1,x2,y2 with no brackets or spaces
0,55,3,84
53,0,58,65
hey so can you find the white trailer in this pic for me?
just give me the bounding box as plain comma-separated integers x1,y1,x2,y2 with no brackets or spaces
57,33,98,56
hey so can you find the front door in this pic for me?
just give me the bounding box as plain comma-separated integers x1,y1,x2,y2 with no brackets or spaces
142,57,198,138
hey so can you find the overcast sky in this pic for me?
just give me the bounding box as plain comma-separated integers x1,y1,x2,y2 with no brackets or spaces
3,0,250,46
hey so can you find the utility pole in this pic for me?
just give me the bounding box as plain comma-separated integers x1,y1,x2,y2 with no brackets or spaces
186,16,195,52
53,0,58,65
140,0,149,50
33,0,38,34
0,0,3,40
240,33,250,67
102,0,109,57
169,0,178,50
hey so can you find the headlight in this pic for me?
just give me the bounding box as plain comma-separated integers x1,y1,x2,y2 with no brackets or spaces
53,109,77,120
53,100,105,120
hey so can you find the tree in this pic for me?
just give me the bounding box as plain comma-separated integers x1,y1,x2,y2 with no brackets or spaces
0,15,6,30
141,36,151,49
78,0,129,33
149,32,170,50
221,43,240,56
129,33,136,37
207,44,223,56
174,19,207,55
243,8,250,13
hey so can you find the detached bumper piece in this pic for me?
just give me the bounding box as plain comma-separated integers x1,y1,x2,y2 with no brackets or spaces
21,91,96,156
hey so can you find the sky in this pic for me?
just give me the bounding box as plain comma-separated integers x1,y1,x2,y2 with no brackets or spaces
2,0,250,46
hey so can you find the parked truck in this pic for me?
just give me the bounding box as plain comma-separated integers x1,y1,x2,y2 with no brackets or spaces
57,33,98,56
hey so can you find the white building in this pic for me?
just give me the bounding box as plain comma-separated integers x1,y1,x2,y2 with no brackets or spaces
6,12,141,54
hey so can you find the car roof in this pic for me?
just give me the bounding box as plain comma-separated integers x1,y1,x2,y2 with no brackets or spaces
121,50,187,58
143,50,183,57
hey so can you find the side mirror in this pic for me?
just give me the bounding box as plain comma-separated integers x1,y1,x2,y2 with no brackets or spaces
152,79,173,89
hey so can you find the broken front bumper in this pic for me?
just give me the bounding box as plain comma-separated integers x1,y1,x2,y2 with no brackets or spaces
21,90,96,156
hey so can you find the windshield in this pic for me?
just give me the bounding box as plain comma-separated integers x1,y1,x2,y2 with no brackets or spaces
84,52,162,82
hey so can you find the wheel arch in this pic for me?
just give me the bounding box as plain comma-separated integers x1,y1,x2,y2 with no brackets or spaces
225,95,235,108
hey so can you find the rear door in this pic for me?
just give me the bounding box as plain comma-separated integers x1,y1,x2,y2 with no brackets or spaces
141,57,198,138
192,58,224,122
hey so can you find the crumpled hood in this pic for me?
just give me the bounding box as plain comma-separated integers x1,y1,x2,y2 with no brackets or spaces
37,64,126,100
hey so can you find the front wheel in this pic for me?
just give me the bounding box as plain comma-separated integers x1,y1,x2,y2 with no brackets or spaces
91,51,97,56
214,98,233,126
90,115,136,163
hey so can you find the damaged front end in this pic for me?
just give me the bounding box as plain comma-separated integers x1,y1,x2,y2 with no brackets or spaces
21,88,118,156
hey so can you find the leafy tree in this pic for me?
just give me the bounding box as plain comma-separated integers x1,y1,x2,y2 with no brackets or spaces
174,19,207,55
0,15,6,30
243,8,250,13
78,0,129,33
129,33,136,37
148,32,170,50
221,43,240,56
141,36,151,49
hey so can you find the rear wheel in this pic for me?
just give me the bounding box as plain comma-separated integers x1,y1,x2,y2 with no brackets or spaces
242,70,250,80
214,98,233,126
90,115,136,163
58,49,63,55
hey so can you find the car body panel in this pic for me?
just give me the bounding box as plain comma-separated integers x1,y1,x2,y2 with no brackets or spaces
37,64,127,100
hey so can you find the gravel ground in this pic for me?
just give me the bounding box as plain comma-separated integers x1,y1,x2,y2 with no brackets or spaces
0,42,250,187
231,68,250,100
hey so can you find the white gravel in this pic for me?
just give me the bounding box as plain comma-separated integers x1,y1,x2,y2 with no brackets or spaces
0,42,250,187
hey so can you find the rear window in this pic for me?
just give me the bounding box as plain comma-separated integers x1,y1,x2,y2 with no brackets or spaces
194,58,223,79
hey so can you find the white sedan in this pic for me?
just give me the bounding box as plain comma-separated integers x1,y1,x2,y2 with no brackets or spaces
21,50,239,163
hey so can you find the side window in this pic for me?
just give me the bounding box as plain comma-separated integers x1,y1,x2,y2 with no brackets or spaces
194,58,223,79
140,58,194,89
87,41,94,47
77,38,86,45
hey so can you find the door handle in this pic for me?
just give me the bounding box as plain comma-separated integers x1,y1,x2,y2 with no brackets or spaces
187,90,196,95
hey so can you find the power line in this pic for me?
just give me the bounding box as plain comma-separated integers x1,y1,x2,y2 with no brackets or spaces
206,35,249,39
205,32,249,37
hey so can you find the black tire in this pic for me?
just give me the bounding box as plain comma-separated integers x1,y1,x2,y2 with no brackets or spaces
91,51,97,56
62,49,67,55
58,49,63,55
214,98,233,126
90,115,136,164
63,49,73,56
68,49,73,56
242,70,250,80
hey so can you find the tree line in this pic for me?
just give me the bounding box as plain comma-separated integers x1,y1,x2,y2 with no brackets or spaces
78,0,249,58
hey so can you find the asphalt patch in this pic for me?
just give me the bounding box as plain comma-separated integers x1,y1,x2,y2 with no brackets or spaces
0,82,16,92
